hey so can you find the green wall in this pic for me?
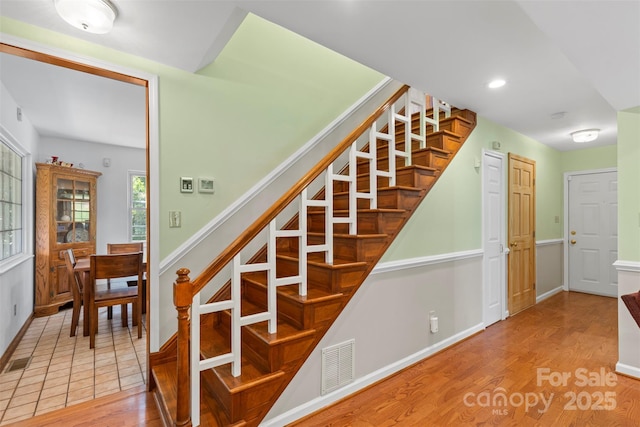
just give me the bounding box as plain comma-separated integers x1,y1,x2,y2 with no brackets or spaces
0,14,384,259
383,116,564,261
561,144,617,172
618,108,640,261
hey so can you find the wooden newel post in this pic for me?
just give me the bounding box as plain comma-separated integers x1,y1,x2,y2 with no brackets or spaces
174,268,192,426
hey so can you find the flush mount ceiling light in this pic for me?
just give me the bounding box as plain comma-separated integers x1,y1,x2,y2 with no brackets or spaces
570,129,600,143
54,0,118,34
487,79,506,89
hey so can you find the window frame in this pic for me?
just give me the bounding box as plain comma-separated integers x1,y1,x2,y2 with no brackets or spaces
0,126,30,273
128,170,147,243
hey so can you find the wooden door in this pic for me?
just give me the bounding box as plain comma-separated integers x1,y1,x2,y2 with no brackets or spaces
568,171,618,297
508,154,536,315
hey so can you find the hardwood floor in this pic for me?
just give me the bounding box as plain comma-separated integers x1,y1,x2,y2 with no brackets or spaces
8,291,638,426
291,291,640,426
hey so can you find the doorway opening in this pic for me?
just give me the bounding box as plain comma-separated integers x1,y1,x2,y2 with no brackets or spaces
0,38,158,418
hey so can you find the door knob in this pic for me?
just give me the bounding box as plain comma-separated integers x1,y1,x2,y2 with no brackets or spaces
570,239,577,245
570,230,576,235
510,242,518,247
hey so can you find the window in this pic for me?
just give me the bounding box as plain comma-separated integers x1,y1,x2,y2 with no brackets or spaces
0,140,23,261
129,171,146,241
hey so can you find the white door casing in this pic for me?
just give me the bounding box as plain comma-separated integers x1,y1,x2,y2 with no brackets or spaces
566,170,618,297
483,150,506,326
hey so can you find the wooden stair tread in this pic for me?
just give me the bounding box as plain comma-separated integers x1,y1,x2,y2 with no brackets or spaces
153,361,238,426
307,231,387,240
243,272,344,303
277,252,367,268
352,164,438,179
334,185,422,196
213,298,317,345
309,208,406,215
419,146,450,155
427,129,461,139
200,328,276,385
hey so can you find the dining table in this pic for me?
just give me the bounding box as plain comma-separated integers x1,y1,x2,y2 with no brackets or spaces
74,257,147,337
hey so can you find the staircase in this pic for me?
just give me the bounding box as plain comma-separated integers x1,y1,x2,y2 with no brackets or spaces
150,85,476,426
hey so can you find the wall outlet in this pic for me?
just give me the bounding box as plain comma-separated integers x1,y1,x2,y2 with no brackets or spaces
429,311,438,334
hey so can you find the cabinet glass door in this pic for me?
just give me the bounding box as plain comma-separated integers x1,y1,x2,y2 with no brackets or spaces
55,177,91,243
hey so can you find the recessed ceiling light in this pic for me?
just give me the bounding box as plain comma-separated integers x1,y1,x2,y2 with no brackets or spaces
488,79,506,89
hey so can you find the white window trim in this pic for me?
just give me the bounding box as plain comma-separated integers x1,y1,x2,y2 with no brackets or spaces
0,125,33,274
128,169,146,243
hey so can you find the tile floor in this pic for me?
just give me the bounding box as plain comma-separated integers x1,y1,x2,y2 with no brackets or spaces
0,300,146,425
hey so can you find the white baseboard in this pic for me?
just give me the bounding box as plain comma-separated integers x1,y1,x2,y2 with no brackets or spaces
262,322,484,427
537,286,564,303
615,362,640,380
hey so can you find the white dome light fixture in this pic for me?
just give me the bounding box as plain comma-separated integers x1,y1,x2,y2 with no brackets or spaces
571,129,600,143
54,0,118,34
487,79,506,89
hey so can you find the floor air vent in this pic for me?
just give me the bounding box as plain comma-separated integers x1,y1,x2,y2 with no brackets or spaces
5,357,31,373
321,339,355,395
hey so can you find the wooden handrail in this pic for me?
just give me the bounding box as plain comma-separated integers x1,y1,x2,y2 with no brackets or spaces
188,84,410,297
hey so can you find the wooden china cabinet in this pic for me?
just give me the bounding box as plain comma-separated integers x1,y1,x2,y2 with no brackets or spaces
34,163,101,317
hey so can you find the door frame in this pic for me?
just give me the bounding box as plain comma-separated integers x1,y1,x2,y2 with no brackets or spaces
563,167,618,292
0,33,160,350
482,149,507,324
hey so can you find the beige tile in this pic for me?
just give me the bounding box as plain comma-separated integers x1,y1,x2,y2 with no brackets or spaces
0,388,14,402
48,358,73,370
1,408,35,425
35,393,67,411
71,361,94,374
39,384,68,400
94,374,119,390
117,365,142,378
21,366,47,379
95,357,117,368
119,372,143,388
17,373,46,387
13,381,43,397
0,379,18,393
94,364,117,376
7,390,40,408
43,375,70,390
52,348,74,359
34,403,66,417
45,367,71,380
68,376,94,392
70,369,93,382
94,378,120,396
66,386,94,405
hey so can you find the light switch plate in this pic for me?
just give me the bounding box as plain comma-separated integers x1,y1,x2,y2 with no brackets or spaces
169,211,181,228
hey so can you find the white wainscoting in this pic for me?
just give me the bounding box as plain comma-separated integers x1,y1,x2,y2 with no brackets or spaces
263,250,484,426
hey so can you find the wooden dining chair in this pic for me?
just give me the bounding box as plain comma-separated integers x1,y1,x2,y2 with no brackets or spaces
63,249,83,337
105,242,144,319
88,252,143,349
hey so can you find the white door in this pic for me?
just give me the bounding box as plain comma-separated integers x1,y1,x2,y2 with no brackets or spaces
568,171,618,297
483,151,505,326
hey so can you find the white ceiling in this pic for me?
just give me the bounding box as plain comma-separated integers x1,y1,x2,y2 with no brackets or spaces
0,0,639,152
